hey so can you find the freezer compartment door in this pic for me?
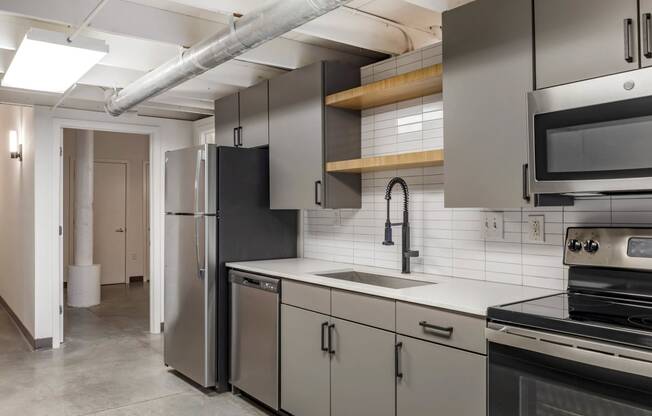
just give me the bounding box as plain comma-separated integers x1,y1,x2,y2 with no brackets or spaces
165,145,216,214
164,214,216,387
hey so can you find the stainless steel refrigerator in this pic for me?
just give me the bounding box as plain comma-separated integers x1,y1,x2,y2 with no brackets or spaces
164,145,297,390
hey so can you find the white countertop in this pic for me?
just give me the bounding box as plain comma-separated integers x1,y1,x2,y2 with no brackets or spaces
226,258,559,317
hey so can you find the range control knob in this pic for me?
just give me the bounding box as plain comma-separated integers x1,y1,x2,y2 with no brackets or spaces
583,240,599,253
567,239,583,252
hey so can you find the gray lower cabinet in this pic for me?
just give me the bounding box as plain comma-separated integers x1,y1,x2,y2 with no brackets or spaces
330,318,395,416
214,80,269,148
535,0,639,89
443,0,533,208
396,335,486,416
281,305,330,416
269,61,361,210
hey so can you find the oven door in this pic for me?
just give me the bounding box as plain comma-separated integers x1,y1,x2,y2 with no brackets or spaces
528,68,652,196
487,324,652,416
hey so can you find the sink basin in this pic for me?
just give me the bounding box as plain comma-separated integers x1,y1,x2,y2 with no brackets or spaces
316,271,432,289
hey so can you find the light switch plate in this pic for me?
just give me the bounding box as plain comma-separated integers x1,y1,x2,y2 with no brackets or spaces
528,215,545,242
483,212,504,240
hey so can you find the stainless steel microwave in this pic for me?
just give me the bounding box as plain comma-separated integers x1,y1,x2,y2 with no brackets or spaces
528,68,652,196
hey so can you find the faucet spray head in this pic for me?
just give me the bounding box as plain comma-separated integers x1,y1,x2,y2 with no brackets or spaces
383,220,394,245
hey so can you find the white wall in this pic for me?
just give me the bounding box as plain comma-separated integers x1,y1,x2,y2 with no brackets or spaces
193,116,215,145
34,106,193,344
303,45,652,291
63,130,150,282
0,104,35,337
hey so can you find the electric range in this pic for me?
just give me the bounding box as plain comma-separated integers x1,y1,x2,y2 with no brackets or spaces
486,227,652,416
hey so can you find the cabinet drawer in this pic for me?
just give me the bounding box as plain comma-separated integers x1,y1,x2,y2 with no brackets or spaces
331,290,395,331
282,280,331,315
396,302,486,354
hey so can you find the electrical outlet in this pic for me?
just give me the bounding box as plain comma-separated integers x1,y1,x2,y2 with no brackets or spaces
482,212,504,240
528,215,545,242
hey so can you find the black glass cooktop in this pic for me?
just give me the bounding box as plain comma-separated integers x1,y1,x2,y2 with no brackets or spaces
488,292,652,350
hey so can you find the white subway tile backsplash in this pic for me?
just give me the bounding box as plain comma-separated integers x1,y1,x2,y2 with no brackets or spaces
302,45,652,290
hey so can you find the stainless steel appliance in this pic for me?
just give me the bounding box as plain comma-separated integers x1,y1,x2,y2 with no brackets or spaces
164,145,296,390
487,227,652,415
230,270,280,410
528,68,652,196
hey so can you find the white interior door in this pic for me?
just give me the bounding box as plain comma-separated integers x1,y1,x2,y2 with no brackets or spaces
94,162,127,285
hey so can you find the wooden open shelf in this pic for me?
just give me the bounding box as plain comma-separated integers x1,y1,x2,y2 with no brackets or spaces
326,150,444,173
325,64,443,110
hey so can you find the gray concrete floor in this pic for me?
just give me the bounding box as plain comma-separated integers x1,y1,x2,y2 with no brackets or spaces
0,283,266,416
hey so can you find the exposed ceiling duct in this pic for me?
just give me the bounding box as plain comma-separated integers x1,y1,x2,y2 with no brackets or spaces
104,0,351,116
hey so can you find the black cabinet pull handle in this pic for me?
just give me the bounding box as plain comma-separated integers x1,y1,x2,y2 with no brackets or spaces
328,323,335,354
238,126,243,147
233,127,238,147
522,163,530,202
419,321,454,337
644,13,652,59
314,180,322,206
624,18,634,63
395,342,403,379
320,322,328,352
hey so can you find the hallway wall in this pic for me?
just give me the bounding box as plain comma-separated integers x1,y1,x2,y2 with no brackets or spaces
63,130,150,283
0,104,35,338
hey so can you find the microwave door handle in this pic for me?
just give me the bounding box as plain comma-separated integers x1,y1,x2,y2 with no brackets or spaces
522,163,531,202
645,13,652,59
624,18,634,63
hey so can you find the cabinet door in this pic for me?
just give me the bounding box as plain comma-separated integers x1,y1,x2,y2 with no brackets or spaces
214,93,239,147
642,0,652,68
330,318,395,416
396,335,486,416
281,305,330,416
269,62,324,209
443,0,532,208
239,80,269,148
535,0,639,89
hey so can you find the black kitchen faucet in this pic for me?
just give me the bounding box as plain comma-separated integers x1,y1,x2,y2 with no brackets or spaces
382,177,419,274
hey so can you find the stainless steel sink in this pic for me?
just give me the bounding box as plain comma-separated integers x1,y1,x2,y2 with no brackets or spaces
316,271,432,289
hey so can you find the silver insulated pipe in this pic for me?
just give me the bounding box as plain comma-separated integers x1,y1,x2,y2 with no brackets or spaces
104,0,350,116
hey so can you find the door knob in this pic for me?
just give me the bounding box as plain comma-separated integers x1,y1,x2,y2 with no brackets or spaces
115,227,125,233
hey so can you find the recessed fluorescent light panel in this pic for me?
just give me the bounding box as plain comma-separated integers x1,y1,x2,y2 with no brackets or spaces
1,28,108,93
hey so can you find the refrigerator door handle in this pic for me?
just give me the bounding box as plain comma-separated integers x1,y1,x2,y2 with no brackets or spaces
195,216,205,280
194,148,203,214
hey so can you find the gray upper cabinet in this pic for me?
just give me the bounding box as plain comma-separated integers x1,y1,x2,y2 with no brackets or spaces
443,0,533,208
214,80,269,148
238,81,269,148
269,61,361,210
535,0,639,89
214,93,239,147
330,318,395,416
280,305,330,416
396,335,486,416
641,0,652,67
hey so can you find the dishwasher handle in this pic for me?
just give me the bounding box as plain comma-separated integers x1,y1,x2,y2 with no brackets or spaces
229,270,280,293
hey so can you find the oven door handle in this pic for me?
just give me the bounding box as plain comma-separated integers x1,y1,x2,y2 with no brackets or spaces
487,324,652,379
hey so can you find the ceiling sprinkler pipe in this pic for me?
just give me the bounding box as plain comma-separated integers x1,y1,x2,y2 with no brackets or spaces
104,0,351,116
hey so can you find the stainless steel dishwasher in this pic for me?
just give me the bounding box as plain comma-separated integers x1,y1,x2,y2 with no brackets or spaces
229,270,280,410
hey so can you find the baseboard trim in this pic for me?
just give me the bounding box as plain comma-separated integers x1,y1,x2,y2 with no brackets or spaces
0,293,52,350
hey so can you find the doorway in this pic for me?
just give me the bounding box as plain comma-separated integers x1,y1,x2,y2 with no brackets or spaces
62,129,150,342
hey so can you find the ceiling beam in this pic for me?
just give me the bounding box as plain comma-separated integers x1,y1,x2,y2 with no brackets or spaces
402,0,475,12
0,0,376,69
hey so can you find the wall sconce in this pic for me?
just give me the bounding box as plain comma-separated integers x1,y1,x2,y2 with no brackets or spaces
9,130,22,161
